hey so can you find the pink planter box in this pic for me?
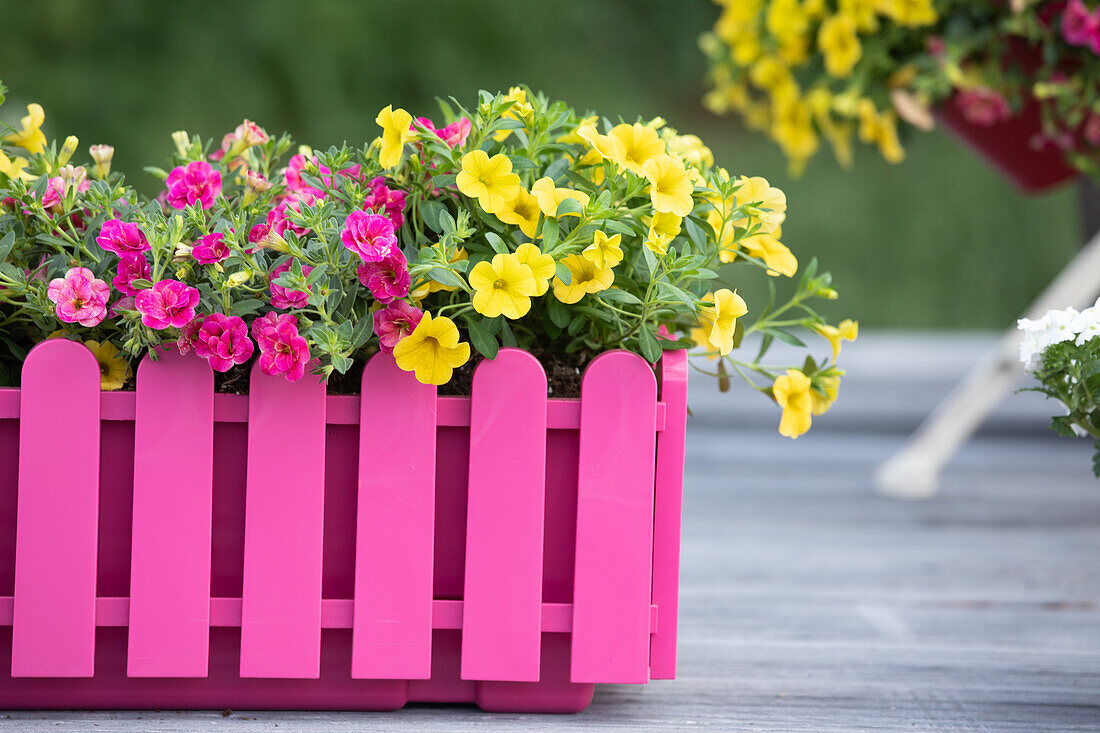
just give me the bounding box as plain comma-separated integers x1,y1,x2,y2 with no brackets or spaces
0,339,687,713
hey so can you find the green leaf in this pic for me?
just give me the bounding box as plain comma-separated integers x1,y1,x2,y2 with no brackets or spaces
426,267,467,291
1093,442,1100,478
465,316,499,359
420,200,446,234
1051,415,1077,438
499,320,518,347
555,197,585,218
541,218,560,251
0,230,14,262
349,313,374,350
638,326,662,363
554,260,572,285
597,288,642,306
766,328,807,347
485,232,509,255
547,297,571,328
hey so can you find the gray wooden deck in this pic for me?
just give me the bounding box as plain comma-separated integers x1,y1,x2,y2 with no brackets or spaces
3,332,1098,731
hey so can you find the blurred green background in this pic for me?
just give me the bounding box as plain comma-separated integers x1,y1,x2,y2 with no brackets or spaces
0,0,1081,327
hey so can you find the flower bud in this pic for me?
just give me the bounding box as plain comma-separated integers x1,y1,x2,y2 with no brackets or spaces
171,131,191,158
817,287,839,300
241,170,274,206
173,242,194,263
89,144,114,179
57,136,79,168
227,270,252,287
59,164,87,190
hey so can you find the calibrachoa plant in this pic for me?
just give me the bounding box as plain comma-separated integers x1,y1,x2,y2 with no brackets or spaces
0,81,856,438
701,0,1100,176
1019,300,1100,473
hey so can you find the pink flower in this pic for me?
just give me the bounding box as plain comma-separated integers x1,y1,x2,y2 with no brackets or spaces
955,87,1013,126
113,254,151,296
341,210,398,263
108,297,136,318
1085,113,1100,147
1061,0,1100,50
176,318,203,355
269,259,313,309
165,160,223,210
373,300,423,354
134,279,200,330
251,311,311,381
209,119,269,161
192,232,231,264
284,154,327,197
362,176,406,228
46,267,110,327
267,190,320,236
39,176,66,213
96,218,151,255
357,252,410,304
194,313,254,372
439,118,472,148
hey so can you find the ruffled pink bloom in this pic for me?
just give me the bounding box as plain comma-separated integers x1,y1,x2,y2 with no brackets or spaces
373,301,423,354
194,313,254,372
439,118,472,148
209,119,269,161
357,252,410,304
283,154,327,197
251,312,311,381
362,176,406,228
176,318,203,355
341,210,398,263
269,259,314,310
267,189,320,236
1061,0,1100,50
39,176,66,213
113,254,152,296
134,279,201,330
96,218,151,255
108,297,136,318
955,87,1013,126
165,160,222,210
192,232,231,264
47,267,110,327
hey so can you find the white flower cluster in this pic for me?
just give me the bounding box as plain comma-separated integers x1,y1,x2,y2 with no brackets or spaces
1017,298,1100,372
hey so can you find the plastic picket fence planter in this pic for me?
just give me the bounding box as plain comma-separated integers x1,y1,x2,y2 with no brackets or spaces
0,338,688,714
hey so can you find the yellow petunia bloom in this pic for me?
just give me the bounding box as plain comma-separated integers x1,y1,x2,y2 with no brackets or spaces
494,187,541,238
818,14,862,78
393,312,471,386
0,150,30,181
577,124,626,164
531,177,590,218
515,242,555,296
697,289,748,356
840,0,878,30
582,231,624,270
814,319,859,361
456,150,522,213
645,232,671,256
876,0,937,27
57,135,79,169
469,253,537,319
84,340,132,391
811,374,841,416
735,175,787,232
643,155,695,217
607,123,666,176
552,254,614,304
649,211,683,241
376,105,415,169
773,369,813,438
4,103,46,154
493,86,534,142
858,100,905,163
667,134,714,170
558,115,600,145
740,232,798,277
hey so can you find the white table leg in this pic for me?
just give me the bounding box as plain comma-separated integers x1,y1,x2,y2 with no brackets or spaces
875,229,1100,499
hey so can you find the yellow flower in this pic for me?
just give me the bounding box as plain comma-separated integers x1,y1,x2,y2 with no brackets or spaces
740,232,798,277
876,0,937,27
840,0,878,30
393,312,471,386
667,134,714,169
697,289,748,356
552,254,614,304
643,155,694,217
773,369,813,438
57,135,79,168
645,232,671,256
558,115,600,145
0,150,30,181
515,242,555,296
607,123,666,175
531,177,590,218
469,252,537,319
494,186,541,238
84,340,131,391
818,14,861,78
577,124,626,164
858,100,905,163
456,150,522,213
814,319,859,360
749,57,799,105
582,231,624,270
493,86,533,142
4,103,46,154
645,211,683,254
376,105,415,169
811,374,840,416
735,176,787,232
771,99,820,174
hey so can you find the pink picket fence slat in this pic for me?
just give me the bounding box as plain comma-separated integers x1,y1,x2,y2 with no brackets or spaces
461,350,547,682
570,351,659,684
10,340,101,677
127,350,215,677
352,352,438,679
239,365,327,678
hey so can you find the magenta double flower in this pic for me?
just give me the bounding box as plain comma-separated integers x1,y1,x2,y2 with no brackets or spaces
341,210,397,263
47,267,110,327
165,161,223,210
357,252,410,304
192,232,230,264
97,219,150,255
361,176,406,229
1063,0,1100,54
269,260,313,310
194,313,254,372
134,279,200,330
113,254,151,296
251,312,311,381
373,300,423,354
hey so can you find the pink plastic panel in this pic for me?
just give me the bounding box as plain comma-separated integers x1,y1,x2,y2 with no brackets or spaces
11,340,101,677
127,350,214,677
240,366,327,678
650,349,688,679
571,351,658,684
352,353,437,679
461,350,547,682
